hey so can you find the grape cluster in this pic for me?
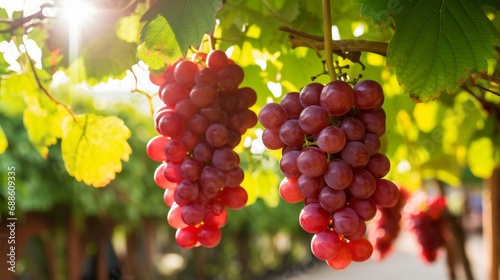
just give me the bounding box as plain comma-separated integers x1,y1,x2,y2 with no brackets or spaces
402,192,446,263
258,79,400,269
368,187,410,260
146,50,258,249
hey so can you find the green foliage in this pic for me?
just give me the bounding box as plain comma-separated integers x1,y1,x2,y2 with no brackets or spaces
356,0,499,101
139,0,223,70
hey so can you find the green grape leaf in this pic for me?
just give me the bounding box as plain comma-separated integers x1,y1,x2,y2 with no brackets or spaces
355,0,499,101
61,114,132,188
67,33,137,85
0,124,7,154
139,0,223,66
116,3,147,44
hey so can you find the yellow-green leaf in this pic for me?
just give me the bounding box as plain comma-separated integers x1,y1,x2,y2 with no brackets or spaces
61,114,132,188
23,104,69,159
0,125,7,154
467,137,496,179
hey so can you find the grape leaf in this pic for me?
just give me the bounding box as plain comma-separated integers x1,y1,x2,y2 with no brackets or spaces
61,114,132,188
139,0,223,67
23,103,69,159
0,124,7,154
355,0,499,101
467,136,499,179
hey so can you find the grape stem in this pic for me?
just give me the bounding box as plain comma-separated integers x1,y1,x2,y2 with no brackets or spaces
322,0,336,81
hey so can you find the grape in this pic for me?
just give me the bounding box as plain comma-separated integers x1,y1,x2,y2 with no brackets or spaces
224,166,244,187
164,161,183,183
279,177,305,203
249,78,395,267
190,83,217,108
324,160,353,190
365,153,390,179
146,135,168,162
353,79,384,110
197,224,222,248
243,109,258,129
181,157,204,181
372,179,400,207
174,60,198,87
326,241,352,270
340,117,366,141
320,80,354,116
175,226,199,249
403,193,446,263
369,187,410,260
296,147,328,178
318,186,346,212
299,202,331,233
217,65,242,93
188,114,210,136
340,141,369,168
174,98,198,122
239,87,257,107
164,139,188,163
212,147,238,171
348,197,377,221
163,188,175,207
345,218,367,241
297,175,323,198
299,105,330,134
262,129,285,150
205,123,229,147
281,91,303,119
333,207,359,236
220,186,248,209
311,230,342,260
317,126,346,154
206,50,228,71
175,179,199,203
147,51,258,249
168,203,188,229
358,109,386,136
348,238,373,262
362,133,381,156
181,203,205,225
149,72,166,86
204,207,228,228
279,150,301,178
348,169,376,199
156,111,185,138
279,119,306,147
154,163,176,189
193,142,214,163
299,82,323,107
258,103,288,131
195,67,217,86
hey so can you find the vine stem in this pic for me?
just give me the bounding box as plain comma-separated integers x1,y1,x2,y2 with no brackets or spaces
24,44,79,125
322,0,336,81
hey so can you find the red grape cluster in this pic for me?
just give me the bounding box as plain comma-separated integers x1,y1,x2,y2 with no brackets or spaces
368,187,410,260
146,50,258,249
402,192,446,263
258,79,400,269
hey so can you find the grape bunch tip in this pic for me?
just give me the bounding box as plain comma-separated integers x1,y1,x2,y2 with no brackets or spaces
146,50,258,249
259,78,401,270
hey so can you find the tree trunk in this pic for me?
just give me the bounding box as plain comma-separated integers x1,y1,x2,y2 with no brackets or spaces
483,167,500,280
